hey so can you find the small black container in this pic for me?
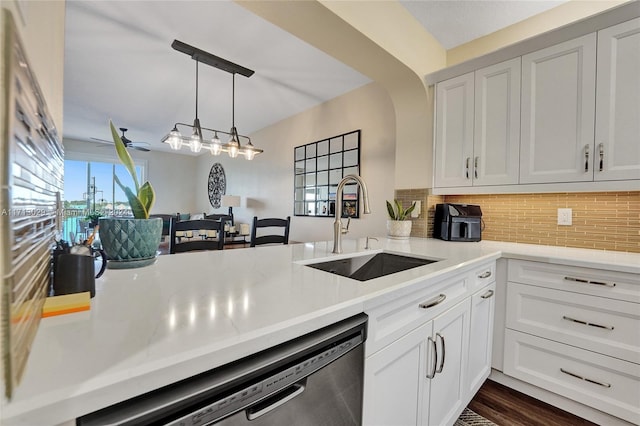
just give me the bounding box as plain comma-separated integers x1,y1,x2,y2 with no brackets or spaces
434,203,482,242
53,254,97,297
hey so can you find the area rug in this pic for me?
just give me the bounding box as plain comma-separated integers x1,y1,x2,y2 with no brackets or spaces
454,408,498,426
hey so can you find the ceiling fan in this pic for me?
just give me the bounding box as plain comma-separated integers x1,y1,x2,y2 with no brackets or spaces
91,128,151,152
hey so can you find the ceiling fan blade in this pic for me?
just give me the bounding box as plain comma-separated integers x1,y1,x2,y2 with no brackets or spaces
131,146,151,152
90,137,113,144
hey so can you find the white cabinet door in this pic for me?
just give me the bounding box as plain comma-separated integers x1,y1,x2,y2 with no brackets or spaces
595,18,640,181
473,58,521,186
520,33,597,184
363,321,431,426
427,299,471,426
434,72,475,188
466,283,496,399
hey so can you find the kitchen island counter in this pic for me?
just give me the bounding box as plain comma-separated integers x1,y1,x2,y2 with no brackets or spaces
2,238,638,425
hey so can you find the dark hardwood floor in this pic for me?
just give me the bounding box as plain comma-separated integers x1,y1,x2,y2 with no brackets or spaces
469,379,598,426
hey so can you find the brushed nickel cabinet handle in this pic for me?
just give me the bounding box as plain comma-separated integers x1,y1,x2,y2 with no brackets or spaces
481,289,494,299
478,271,492,279
564,276,616,287
598,143,604,172
560,368,611,388
426,337,438,379
584,144,590,172
419,294,446,309
465,157,470,179
562,315,614,330
435,333,445,373
474,156,479,179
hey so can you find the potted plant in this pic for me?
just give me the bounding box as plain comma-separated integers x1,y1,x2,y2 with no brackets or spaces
85,211,103,227
98,121,162,268
386,200,416,239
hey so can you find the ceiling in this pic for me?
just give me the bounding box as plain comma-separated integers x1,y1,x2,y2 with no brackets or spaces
63,0,566,155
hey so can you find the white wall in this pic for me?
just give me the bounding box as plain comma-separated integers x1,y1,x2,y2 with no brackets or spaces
196,82,397,243
62,138,199,215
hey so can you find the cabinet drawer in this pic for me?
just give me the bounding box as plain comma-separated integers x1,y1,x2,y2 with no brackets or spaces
504,329,640,423
506,282,640,363
364,272,468,356
471,261,496,291
508,259,640,303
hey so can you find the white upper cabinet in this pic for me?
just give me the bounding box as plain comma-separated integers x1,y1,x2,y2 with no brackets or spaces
431,8,640,193
434,73,475,188
474,58,521,186
434,58,521,188
520,33,597,184
595,18,640,181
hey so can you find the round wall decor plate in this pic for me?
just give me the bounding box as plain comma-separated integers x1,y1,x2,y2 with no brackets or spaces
208,163,226,208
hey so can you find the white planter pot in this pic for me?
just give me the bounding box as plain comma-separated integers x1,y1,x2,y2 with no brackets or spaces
386,220,412,239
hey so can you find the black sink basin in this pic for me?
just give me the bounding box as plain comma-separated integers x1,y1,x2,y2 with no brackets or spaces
307,252,439,281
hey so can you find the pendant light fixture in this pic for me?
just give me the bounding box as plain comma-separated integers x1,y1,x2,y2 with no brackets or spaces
162,40,263,160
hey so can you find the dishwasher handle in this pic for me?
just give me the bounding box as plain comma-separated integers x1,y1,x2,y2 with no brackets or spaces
246,379,307,421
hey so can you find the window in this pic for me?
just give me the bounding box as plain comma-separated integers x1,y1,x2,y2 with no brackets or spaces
62,156,145,242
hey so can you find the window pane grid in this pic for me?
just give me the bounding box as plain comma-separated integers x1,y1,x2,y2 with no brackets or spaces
293,130,360,217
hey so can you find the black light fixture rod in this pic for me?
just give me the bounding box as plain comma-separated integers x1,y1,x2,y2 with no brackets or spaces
172,39,254,78
231,73,235,127
195,61,199,119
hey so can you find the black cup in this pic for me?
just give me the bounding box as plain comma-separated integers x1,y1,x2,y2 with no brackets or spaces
53,254,97,298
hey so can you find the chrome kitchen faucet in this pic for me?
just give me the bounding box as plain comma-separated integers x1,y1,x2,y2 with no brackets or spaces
333,175,371,254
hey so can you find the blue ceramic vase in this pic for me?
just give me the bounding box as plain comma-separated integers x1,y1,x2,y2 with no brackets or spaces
98,217,162,268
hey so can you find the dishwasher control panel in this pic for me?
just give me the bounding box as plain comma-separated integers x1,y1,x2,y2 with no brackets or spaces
169,334,362,426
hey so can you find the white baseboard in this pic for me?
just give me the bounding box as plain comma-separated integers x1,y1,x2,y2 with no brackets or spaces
488,370,636,426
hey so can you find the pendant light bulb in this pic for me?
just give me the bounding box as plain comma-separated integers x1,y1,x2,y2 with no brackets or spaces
210,132,222,156
190,129,202,153
167,126,183,150
243,141,258,161
227,127,240,158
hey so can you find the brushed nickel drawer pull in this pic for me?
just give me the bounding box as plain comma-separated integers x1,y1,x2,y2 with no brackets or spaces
560,368,611,388
481,289,494,299
584,144,590,172
478,271,492,279
426,337,437,379
562,316,614,330
419,294,446,309
564,276,616,287
598,143,604,172
435,333,445,373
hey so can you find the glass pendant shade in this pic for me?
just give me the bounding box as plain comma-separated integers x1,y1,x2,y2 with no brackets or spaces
210,133,222,156
190,131,202,153
227,127,240,158
243,142,258,160
167,127,183,150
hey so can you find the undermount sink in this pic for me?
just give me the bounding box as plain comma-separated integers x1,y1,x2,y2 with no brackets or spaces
306,252,439,281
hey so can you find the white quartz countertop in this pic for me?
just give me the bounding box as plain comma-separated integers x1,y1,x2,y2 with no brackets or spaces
2,238,638,424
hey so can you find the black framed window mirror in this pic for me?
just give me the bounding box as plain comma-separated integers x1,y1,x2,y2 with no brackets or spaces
294,130,361,218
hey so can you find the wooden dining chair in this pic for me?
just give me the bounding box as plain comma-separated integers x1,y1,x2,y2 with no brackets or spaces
250,216,291,247
169,218,225,254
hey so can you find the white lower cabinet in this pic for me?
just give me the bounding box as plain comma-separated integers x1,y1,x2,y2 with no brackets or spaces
466,282,496,399
426,299,470,426
362,261,496,426
363,299,471,426
363,322,431,426
503,259,640,424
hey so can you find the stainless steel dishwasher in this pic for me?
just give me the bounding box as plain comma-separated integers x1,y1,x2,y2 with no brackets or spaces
77,313,367,426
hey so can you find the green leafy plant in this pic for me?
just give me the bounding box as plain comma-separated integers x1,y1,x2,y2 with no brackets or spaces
110,120,155,219
85,211,103,222
386,200,416,221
